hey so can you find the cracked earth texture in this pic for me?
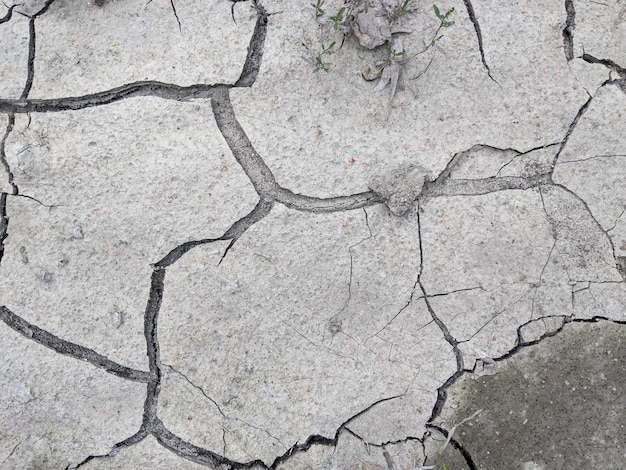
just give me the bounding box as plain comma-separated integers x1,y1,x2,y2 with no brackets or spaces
0,0,624,469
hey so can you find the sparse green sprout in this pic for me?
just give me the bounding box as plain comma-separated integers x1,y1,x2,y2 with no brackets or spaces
383,45,405,57
430,5,455,46
330,7,346,30
389,0,412,22
311,0,325,16
313,41,336,72
433,4,455,27
314,56,329,72
250,3,261,15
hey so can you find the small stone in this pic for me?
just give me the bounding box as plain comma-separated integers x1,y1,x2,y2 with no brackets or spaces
368,164,430,216
352,4,392,49
72,226,84,239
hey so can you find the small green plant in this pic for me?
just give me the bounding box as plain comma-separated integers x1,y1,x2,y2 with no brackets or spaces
303,0,457,118
250,2,261,15
329,7,346,30
433,4,455,26
383,45,405,57
431,4,455,45
389,0,412,22
313,41,336,72
311,0,325,17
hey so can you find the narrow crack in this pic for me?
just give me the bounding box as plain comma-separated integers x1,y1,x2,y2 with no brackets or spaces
606,207,625,233
168,0,182,33
530,238,557,319
0,439,22,468
460,288,534,344
65,429,148,470
373,276,420,337
146,0,182,33
495,142,561,177
562,0,575,61
0,305,152,382
555,153,626,164
461,0,498,84
329,208,373,331
345,429,424,451
551,85,598,167
167,364,289,453
552,182,619,257
165,365,229,454
282,320,363,365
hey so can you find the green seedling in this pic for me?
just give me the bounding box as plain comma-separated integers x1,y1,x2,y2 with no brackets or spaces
424,5,455,47
313,41,336,72
383,45,405,57
250,2,261,15
311,0,325,16
432,3,455,46
389,0,412,22
433,4,455,26
330,7,346,30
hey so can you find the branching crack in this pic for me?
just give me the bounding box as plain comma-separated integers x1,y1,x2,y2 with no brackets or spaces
551,84,599,166
269,395,402,469
16,0,57,100
2,0,624,468
211,85,383,211
155,197,274,268
65,429,148,470
418,282,463,371
0,3,18,24
581,53,626,79
460,288,534,344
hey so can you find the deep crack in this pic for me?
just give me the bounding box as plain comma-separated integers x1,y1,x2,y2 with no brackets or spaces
0,0,624,468
0,306,152,382
562,0,575,61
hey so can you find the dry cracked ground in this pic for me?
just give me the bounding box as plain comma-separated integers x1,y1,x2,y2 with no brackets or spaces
0,0,625,469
